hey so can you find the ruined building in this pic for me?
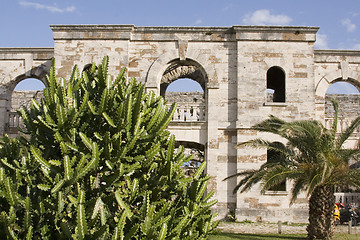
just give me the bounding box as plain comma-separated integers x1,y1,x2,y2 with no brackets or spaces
0,25,360,222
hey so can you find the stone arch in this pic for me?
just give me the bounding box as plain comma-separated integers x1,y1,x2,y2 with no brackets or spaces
0,59,51,134
0,61,49,98
1,64,48,113
160,58,207,97
9,74,46,106
158,58,208,124
10,77,46,111
4,73,48,133
315,69,360,131
145,49,216,94
315,69,360,99
7,65,49,94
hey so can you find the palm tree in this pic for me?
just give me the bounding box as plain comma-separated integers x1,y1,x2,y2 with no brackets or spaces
227,99,360,239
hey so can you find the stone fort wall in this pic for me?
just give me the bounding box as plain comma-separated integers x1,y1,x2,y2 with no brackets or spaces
12,90,359,124
325,94,360,117
1,25,360,223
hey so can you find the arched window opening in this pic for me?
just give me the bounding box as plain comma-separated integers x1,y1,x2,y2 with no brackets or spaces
267,148,286,191
325,80,360,134
14,78,46,91
8,78,45,132
166,78,203,92
12,78,45,111
267,67,285,103
161,59,207,122
160,59,206,97
326,81,360,95
165,79,204,122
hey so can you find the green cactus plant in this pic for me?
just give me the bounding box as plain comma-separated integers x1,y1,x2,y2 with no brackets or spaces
0,56,218,239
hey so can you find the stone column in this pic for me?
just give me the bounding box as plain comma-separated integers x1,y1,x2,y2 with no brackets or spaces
0,98,9,135
145,82,160,96
206,82,222,215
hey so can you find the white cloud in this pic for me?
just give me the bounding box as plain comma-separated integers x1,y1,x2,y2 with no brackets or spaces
315,34,329,49
350,12,359,17
193,19,203,25
242,9,292,25
341,18,356,32
222,4,233,12
19,1,76,13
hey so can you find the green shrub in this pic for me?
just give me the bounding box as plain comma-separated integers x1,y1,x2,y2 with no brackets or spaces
0,57,218,239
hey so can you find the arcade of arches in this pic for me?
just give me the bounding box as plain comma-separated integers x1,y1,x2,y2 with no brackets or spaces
0,25,360,223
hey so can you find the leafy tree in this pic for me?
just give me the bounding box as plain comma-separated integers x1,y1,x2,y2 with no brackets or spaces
227,100,360,239
0,57,218,239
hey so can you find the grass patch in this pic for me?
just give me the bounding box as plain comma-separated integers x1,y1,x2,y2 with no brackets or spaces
209,232,307,240
281,222,307,227
209,232,360,240
236,219,254,224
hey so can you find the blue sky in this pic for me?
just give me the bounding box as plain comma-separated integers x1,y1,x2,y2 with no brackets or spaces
1,0,360,49
4,0,360,93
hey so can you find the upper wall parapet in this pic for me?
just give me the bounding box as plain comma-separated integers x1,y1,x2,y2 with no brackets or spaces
0,48,53,90
50,25,134,40
50,25,318,43
233,26,318,42
315,50,360,63
0,47,54,60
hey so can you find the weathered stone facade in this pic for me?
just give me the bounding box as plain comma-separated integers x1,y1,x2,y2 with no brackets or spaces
0,25,360,223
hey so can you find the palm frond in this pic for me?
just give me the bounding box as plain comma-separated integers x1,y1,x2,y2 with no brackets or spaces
227,166,273,194
290,177,307,204
307,174,322,197
236,138,275,149
231,173,256,194
260,165,291,194
224,169,259,181
282,121,323,148
338,149,360,164
331,98,339,134
252,115,286,134
224,168,264,194
336,116,360,149
239,170,269,193
226,106,360,210
339,169,360,189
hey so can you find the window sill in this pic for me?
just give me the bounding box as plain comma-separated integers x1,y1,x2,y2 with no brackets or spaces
263,102,287,107
264,191,288,196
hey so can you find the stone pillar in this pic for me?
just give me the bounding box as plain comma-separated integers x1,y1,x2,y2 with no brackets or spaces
206,82,222,215
0,99,9,135
145,82,159,96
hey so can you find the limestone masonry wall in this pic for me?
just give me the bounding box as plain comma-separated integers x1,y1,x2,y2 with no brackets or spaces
166,92,360,119
1,25,360,223
325,94,360,117
10,91,360,119
11,91,43,111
